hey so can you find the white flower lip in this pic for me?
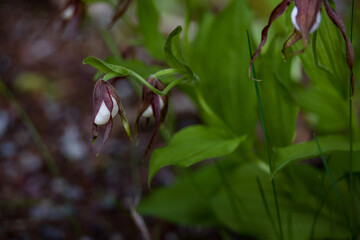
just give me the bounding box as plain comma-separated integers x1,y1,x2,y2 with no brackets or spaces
291,6,321,34
62,5,75,20
94,96,119,125
142,96,164,118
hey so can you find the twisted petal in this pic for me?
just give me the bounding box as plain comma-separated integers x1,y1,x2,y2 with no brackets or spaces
324,0,354,94
249,0,293,78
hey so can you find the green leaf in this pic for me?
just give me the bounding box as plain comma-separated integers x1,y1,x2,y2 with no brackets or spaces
189,0,256,150
295,9,350,98
295,87,350,133
137,0,164,60
83,56,131,77
257,38,299,147
273,135,360,176
211,162,348,240
138,163,222,226
148,125,246,183
164,26,194,81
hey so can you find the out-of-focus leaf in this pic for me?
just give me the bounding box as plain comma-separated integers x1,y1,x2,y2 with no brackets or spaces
189,0,256,151
211,162,348,240
295,9,350,98
138,163,222,226
273,135,360,176
83,56,130,77
164,26,194,81
14,72,62,99
257,38,298,147
295,87,352,133
148,125,246,183
137,0,164,60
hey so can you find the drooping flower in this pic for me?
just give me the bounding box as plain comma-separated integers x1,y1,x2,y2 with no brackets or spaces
249,0,354,93
135,77,168,156
92,79,131,154
58,0,84,38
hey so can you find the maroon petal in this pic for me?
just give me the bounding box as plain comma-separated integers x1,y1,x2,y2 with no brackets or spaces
324,0,354,94
160,95,169,122
92,80,104,123
249,0,293,78
282,29,303,59
103,82,114,114
294,0,322,46
143,95,162,157
92,123,98,145
97,117,113,156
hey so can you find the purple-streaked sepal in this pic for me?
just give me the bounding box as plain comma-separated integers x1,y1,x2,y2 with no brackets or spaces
135,77,168,156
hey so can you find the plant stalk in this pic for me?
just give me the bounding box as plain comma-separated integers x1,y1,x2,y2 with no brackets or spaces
247,31,283,240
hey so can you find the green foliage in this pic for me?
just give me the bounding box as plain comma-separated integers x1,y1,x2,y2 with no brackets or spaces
148,125,246,183
189,0,256,146
273,135,360,176
84,0,360,238
257,38,298,148
164,26,195,82
137,0,164,60
83,56,131,79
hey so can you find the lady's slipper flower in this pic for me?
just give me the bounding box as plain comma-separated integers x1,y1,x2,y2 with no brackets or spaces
249,0,354,93
92,79,131,154
135,77,168,156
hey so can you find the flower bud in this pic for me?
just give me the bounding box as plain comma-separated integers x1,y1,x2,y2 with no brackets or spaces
92,79,131,154
135,77,168,156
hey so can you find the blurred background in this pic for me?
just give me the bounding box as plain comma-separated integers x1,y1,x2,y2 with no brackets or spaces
0,0,357,239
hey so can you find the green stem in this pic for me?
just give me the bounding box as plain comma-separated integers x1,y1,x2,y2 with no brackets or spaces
256,177,280,239
194,87,231,133
310,174,347,239
247,31,283,240
0,79,82,237
0,79,60,177
215,160,242,227
130,70,183,96
314,135,354,237
152,68,179,79
349,0,355,230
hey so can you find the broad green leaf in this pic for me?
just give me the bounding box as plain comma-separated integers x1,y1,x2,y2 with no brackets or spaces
164,26,194,81
189,0,256,150
273,135,360,176
83,56,130,77
138,163,222,226
295,87,351,133
257,38,298,147
148,125,246,183
137,0,164,60
211,163,348,240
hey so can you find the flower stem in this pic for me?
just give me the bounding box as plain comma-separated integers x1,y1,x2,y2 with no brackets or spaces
247,31,283,240
349,0,355,230
256,176,280,239
130,69,183,96
314,135,354,238
0,79,82,237
152,68,179,79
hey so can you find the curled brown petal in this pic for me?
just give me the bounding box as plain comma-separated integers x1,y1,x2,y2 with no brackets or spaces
282,29,302,60
107,0,132,30
323,0,354,95
249,0,293,78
